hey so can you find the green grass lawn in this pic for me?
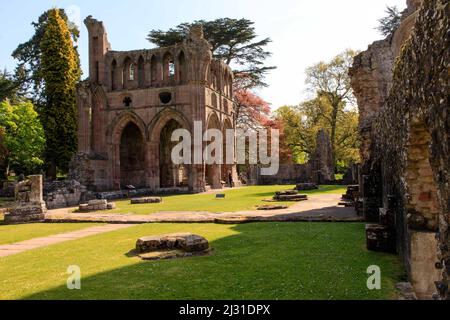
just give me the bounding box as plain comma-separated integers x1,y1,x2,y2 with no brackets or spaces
0,222,104,245
102,185,347,215
0,222,403,300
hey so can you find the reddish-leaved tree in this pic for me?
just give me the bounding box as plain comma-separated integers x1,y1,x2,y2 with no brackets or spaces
234,89,271,130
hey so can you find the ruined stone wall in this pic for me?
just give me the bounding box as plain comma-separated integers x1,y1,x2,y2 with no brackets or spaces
351,0,449,299
373,0,449,299
44,180,87,210
248,164,310,185
74,17,238,193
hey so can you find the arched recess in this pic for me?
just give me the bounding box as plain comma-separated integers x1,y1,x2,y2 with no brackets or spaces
205,112,222,189
120,122,146,188
138,56,145,88
148,109,191,189
178,51,187,84
404,117,443,298
405,118,440,231
148,109,190,143
150,55,159,85
111,59,118,91
108,111,147,146
122,57,132,90
159,119,188,188
222,118,234,186
163,52,175,83
108,112,148,189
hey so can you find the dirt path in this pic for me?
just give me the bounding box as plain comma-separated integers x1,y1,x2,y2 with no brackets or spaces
45,194,362,224
0,224,133,258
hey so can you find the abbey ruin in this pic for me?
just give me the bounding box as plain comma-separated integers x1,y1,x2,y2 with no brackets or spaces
71,17,238,193
349,0,449,299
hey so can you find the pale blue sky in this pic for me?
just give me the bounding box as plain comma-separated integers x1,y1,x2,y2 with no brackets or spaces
0,0,406,108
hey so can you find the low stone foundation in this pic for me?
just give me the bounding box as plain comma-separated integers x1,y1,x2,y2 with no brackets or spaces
78,200,116,212
274,190,308,202
44,180,86,210
135,233,211,261
131,197,162,204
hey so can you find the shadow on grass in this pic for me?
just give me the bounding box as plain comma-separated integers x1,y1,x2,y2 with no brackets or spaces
21,222,402,300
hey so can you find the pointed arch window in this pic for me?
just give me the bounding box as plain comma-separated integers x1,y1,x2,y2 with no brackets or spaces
129,63,135,81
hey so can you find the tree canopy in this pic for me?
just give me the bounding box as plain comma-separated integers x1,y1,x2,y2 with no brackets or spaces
147,18,275,89
39,9,81,178
376,6,402,37
304,49,357,167
0,100,45,177
12,8,80,105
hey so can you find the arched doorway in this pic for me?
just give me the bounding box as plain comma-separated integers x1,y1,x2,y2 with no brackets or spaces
159,119,188,188
205,112,222,189
120,122,146,188
222,118,234,187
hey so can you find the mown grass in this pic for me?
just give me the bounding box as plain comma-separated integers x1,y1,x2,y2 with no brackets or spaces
0,222,104,245
0,222,403,300
102,185,347,215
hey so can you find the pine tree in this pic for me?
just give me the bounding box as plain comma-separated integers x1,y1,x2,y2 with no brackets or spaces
39,9,80,179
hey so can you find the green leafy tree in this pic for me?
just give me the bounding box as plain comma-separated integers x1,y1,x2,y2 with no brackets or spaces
305,49,357,167
12,8,80,106
39,9,81,179
275,98,360,168
377,6,402,37
147,18,275,89
0,100,45,177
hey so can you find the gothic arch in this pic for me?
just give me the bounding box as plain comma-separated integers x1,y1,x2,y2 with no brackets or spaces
150,54,159,84
108,111,147,145
119,122,146,188
137,56,145,88
148,109,191,143
205,111,222,189
110,59,118,90
162,51,175,82
178,50,187,84
122,56,133,89
221,117,234,184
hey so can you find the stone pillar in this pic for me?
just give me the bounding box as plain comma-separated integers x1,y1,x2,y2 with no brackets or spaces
409,231,441,299
5,175,47,224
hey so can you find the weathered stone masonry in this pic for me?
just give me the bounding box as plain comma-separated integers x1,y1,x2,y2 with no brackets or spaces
350,0,449,299
71,16,239,193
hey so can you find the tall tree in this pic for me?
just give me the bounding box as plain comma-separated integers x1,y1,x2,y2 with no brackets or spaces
12,9,80,106
305,49,357,168
39,9,80,179
147,18,275,89
376,6,402,37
